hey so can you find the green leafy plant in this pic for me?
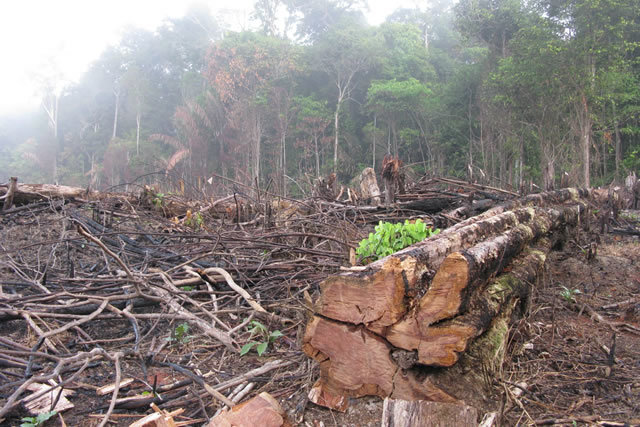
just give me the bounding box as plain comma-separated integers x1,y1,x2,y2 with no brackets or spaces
184,211,204,230
356,219,440,263
167,322,192,345
20,411,57,427
152,192,165,208
560,286,581,303
240,320,283,356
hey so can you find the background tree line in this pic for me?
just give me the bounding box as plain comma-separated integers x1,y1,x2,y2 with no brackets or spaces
0,0,638,195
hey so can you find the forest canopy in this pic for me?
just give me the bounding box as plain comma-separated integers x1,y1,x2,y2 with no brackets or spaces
1,0,638,195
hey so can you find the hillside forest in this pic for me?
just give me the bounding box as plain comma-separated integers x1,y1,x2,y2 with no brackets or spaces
1,0,639,196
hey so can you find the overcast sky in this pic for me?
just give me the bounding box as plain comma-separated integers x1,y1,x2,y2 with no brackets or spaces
0,0,422,116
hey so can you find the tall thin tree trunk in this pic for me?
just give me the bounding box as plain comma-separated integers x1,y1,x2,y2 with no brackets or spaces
112,89,120,140
613,101,622,177
372,113,376,169
580,95,591,188
53,95,58,139
391,121,398,158
42,93,59,182
314,134,320,178
468,90,473,169
519,135,524,190
602,132,607,179
53,94,59,183
136,110,141,156
281,131,287,197
333,99,342,175
254,112,262,185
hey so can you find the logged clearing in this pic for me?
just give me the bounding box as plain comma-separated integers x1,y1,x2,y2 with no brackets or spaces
0,177,639,426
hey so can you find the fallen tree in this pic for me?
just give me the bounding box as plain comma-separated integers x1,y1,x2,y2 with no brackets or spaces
303,188,590,409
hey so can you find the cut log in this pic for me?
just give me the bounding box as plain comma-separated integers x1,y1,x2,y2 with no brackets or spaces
386,244,549,366
302,316,457,408
304,245,552,406
304,190,589,408
315,197,587,330
315,257,408,328
303,316,397,399
207,392,291,427
315,207,534,327
0,182,97,205
380,204,584,357
381,399,478,427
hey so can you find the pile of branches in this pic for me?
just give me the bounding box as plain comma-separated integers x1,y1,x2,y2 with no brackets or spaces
0,175,532,425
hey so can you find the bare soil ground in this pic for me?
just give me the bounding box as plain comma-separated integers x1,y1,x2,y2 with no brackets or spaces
0,193,638,427
500,229,640,425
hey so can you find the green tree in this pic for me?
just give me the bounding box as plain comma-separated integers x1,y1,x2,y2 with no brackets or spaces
366,78,432,159
293,95,332,177
312,17,378,174
206,32,299,187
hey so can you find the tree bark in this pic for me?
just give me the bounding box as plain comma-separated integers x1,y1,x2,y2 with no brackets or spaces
136,109,141,156
333,94,343,175
358,167,381,205
385,242,550,366
381,399,478,427
314,189,588,329
613,101,621,177
112,88,120,140
1,177,18,211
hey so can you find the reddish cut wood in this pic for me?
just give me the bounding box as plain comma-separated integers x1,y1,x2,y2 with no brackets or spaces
315,257,409,328
207,392,291,427
303,316,457,403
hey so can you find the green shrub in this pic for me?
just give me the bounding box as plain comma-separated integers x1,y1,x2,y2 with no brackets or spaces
240,320,283,356
356,219,439,263
20,411,57,427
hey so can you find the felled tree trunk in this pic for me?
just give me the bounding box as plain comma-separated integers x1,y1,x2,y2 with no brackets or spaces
0,182,97,205
384,241,551,367
315,199,585,330
303,189,589,409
